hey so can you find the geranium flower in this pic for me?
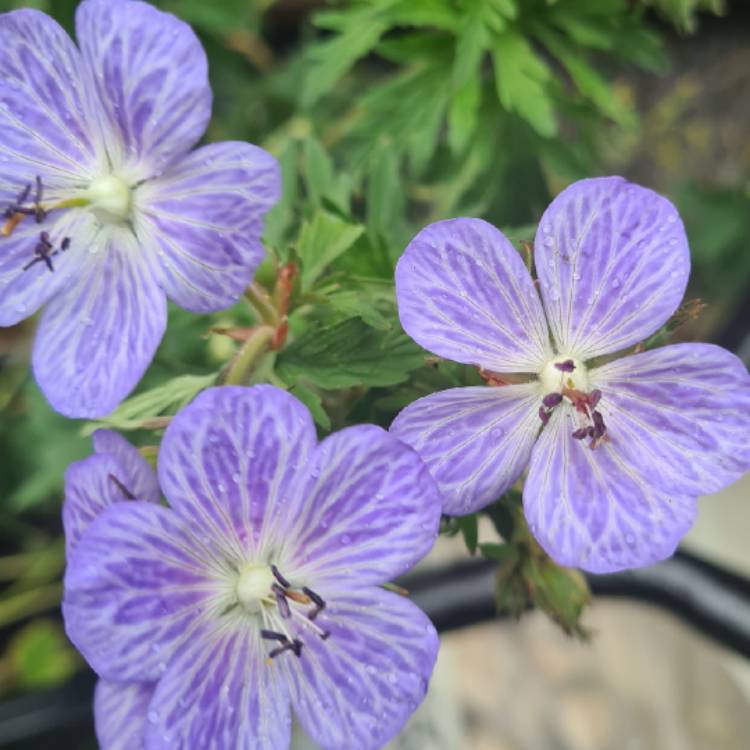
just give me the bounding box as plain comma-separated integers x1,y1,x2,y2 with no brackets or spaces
64,385,441,750
391,177,750,573
0,0,279,417
63,428,159,749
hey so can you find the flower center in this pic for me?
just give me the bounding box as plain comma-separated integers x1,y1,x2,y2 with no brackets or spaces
232,562,331,660
85,174,131,225
235,564,275,614
539,355,588,394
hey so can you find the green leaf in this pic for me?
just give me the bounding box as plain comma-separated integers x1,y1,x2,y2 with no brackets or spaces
366,145,404,241
277,318,425,390
288,381,331,430
7,619,79,690
303,137,335,209
263,138,299,253
456,514,479,554
534,27,634,126
491,31,557,137
448,76,482,154
480,542,519,562
322,289,391,330
82,373,217,435
297,211,365,291
302,6,390,106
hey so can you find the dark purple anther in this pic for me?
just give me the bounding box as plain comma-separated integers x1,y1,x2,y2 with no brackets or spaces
61,237,71,251
269,639,303,659
272,583,291,619
271,564,290,589
554,359,576,372
538,406,550,426
542,392,563,408
592,410,606,439
589,389,602,409
302,586,326,621
572,427,589,440
260,629,288,643
108,473,135,500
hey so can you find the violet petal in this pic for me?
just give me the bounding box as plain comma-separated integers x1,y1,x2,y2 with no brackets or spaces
391,384,542,516
285,587,438,750
396,218,552,373
534,177,689,359
94,679,155,750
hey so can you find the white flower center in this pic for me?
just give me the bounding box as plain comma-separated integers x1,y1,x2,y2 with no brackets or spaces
540,355,589,395
85,174,131,224
235,564,274,614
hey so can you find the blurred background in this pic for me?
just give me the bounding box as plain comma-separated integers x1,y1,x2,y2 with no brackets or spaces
0,0,748,747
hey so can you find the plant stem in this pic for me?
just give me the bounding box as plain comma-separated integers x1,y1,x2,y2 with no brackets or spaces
222,325,275,386
244,283,279,326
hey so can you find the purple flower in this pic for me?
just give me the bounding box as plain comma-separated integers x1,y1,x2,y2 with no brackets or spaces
63,385,441,750
63,427,159,749
0,1,280,418
391,176,750,573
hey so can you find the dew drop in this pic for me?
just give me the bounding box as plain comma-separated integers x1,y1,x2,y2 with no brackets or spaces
148,710,159,724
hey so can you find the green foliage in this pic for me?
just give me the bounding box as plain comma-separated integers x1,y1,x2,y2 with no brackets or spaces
0,0,742,720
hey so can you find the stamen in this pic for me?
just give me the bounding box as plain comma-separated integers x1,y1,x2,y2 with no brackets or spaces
271,583,291,619
271,564,290,589
572,427,589,440
554,359,576,372
542,393,563,408
108,473,135,500
269,639,303,659
591,410,607,439
302,586,326,621
538,406,550,425
260,629,288,643
589,389,602,409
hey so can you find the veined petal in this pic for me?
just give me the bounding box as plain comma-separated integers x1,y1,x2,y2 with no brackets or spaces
284,425,441,586
157,386,317,563
524,405,696,573
0,209,92,327
391,384,542,515
95,679,154,750
93,429,160,505
534,177,689,359
31,227,167,418
590,343,750,496
75,0,211,181
63,502,220,682
63,453,141,558
282,587,438,750
144,623,290,750
0,9,102,193
135,142,280,312
396,218,552,372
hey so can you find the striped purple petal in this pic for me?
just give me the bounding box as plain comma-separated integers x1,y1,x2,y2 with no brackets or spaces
0,209,92,327
534,177,689,359
75,0,211,181
282,587,438,750
64,453,139,558
144,622,290,750
390,384,541,515
523,404,696,573
157,386,317,561
134,142,280,312
31,230,167,418
285,425,441,586
396,218,552,373
92,429,160,504
63,502,220,682
94,679,154,750
590,343,750,496
0,8,102,195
